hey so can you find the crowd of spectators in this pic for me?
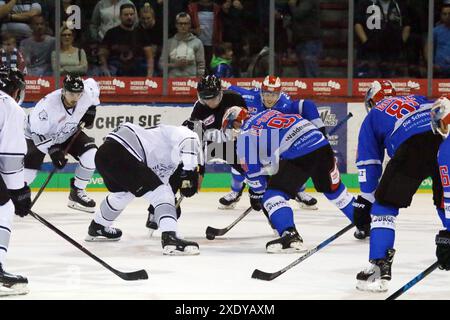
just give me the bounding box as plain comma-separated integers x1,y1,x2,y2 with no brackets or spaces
0,0,448,79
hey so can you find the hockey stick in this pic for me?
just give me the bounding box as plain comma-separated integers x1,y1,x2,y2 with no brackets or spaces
28,209,148,281
386,261,439,300
327,112,353,136
31,123,85,208
252,223,355,281
205,206,253,240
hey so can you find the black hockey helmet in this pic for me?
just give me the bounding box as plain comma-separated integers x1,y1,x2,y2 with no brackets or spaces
63,74,84,93
0,65,26,104
197,75,221,100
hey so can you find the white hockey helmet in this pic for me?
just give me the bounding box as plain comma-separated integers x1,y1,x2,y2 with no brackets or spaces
431,97,450,138
260,75,282,108
364,80,397,112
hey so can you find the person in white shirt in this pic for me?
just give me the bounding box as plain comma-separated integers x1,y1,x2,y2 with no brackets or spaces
24,75,100,213
87,121,203,256
0,66,30,296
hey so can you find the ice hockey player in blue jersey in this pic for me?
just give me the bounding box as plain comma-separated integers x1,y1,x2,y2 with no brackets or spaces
355,81,442,292
221,107,355,253
218,75,325,211
431,97,450,272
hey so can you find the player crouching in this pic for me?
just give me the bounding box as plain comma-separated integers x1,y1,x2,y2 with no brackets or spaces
85,122,202,255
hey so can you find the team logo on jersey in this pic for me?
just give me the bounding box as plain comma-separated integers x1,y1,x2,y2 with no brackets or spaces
204,115,215,126
39,110,48,121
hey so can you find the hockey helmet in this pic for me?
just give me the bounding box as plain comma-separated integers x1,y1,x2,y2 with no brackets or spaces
260,75,282,108
364,80,397,112
63,74,84,93
0,66,26,104
197,75,222,100
431,97,450,138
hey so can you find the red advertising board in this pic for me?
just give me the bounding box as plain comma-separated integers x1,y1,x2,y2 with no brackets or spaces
433,79,450,97
353,79,427,96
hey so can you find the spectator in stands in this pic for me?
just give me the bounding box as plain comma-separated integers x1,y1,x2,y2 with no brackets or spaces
51,26,88,76
99,3,154,76
220,0,244,76
210,42,233,78
0,32,26,73
354,0,411,78
0,0,42,42
165,12,205,78
432,4,450,78
188,0,222,70
90,0,134,42
288,0,322,78
137,3,162,75
20,15,55,76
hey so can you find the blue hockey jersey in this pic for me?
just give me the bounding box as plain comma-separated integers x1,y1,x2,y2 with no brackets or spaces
236,109,329,192
438,137,450,230
229,85,324,130
357,95,433,196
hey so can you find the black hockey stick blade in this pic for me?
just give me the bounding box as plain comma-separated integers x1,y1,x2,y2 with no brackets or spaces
252,223,354,281
386,261,439,300
206,207,253,238
29,210,148,281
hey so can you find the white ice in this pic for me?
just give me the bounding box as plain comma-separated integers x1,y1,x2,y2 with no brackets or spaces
3,192,450,300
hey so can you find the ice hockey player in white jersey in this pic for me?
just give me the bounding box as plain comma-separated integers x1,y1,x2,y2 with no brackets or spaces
86,122,202,255
0,66,31,296
24,75,100,213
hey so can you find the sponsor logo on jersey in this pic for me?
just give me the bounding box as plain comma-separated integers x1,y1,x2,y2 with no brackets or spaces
204,115,215,126
39,110,48,121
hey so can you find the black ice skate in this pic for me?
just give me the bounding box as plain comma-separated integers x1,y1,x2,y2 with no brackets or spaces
0,263,29,296
85,220,122,242
266,227,306,253
218,185,245,209
356,249,395,292
295,192,318,210
354,224,371,240
161,231,199,256
68,178,96,213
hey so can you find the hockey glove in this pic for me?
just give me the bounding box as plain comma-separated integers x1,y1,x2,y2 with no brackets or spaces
81,105,96,129
49,144,68,169
353,195,372,239
436,230,450,270
179,169,198,198
9,185,31,217
249,189,263,211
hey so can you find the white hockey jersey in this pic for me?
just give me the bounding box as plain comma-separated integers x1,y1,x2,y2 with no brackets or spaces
25,78,100,153
0,90,26,190
106,123,202,185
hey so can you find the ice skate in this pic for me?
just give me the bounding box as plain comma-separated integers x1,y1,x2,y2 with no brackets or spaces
85,220,122,242
356,249,395,292
161,231,199,256
0,264,29,297
68,178,96,213
266,227,307,253
218,185,244,209
295,192,318,210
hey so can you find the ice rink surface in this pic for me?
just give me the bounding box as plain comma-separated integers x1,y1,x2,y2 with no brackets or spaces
3,191,449,300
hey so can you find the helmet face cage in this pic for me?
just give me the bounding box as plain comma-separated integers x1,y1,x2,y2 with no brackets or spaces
197,75,222,100
0,66,26,104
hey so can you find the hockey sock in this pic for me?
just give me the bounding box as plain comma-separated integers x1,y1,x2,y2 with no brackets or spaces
74,149,96,189
94,192,134,227
24,168,38,186
142,185,177,232
0,200,14,265
231,168,245,192
263,190,294,235
369,202,397,260
324,182,354,222
297,183,306,194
